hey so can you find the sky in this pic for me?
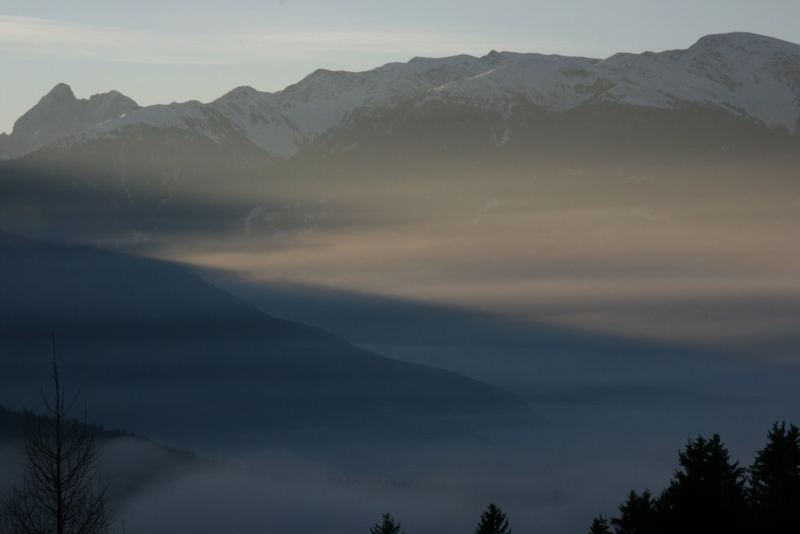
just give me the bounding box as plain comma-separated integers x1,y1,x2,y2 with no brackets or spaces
1,0,799,133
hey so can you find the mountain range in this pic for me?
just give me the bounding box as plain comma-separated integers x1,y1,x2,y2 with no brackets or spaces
1,32,798,161
1,32,799,246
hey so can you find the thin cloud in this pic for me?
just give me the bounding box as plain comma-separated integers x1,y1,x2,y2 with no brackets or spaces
0,14,585,66
0,15,227,65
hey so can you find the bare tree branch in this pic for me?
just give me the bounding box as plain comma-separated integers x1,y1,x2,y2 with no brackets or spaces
3,335,110,534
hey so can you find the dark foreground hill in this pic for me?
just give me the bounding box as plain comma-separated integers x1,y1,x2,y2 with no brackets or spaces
0,231,531,454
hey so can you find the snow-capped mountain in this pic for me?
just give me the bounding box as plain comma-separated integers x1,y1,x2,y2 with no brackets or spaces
426,32,800,130
209,54,496,156
0,83,139,159
66,32,800,158
2,32,799,249
594,33,800,129
2,32,799,161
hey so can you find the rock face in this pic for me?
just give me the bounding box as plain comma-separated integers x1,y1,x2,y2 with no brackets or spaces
0,83,139,158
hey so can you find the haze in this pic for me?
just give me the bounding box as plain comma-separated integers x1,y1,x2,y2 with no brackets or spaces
1,5,800,534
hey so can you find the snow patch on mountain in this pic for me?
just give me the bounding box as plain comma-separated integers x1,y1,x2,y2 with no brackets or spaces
432,52,602,111
84,101,231,143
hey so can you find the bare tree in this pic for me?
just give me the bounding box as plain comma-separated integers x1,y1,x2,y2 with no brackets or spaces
3,336,109,534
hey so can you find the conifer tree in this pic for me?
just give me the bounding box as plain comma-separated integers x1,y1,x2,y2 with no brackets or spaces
370,513,403,534
588,515,612,534
475,503,510,534
611,490,658,534
659,434,746,534
749,421,800,533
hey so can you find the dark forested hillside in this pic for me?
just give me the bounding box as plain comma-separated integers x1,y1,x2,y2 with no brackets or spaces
0,231,530,454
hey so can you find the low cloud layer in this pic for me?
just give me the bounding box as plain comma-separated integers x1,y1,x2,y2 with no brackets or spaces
168,196,800,356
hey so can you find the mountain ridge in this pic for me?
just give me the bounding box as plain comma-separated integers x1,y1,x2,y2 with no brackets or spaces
2,32,798,161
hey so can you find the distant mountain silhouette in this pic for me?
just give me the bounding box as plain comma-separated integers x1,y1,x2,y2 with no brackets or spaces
0,404,123,441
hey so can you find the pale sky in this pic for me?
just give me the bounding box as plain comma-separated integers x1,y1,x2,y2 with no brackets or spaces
2,0,799,134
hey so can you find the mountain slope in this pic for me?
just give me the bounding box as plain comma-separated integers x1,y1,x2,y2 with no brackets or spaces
593,32,800,131
0,231,530,452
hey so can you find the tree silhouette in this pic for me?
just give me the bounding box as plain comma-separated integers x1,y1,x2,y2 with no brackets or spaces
659,434,746,534
370,513,403,534
3,336,109,534
475,503,510,534
610,490,658,534
749,421,800,533
588,515,612,534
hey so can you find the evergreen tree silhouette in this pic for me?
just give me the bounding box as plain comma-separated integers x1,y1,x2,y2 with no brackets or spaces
588,515,612,534
610,490,658,534
659,434,746,534
370,513,403,534
749,422,800,533
475,504,510,534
